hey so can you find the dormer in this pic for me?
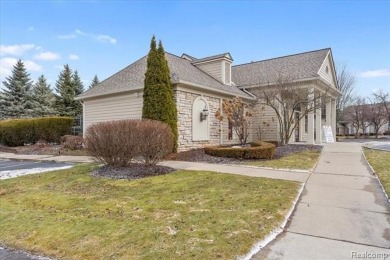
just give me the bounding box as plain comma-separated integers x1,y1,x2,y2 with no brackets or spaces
185,53,233,85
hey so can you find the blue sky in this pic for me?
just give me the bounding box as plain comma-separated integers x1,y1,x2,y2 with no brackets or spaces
1,0,389,96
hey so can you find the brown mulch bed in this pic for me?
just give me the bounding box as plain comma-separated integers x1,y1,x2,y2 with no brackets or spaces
167,144,323,164
91,164,176,180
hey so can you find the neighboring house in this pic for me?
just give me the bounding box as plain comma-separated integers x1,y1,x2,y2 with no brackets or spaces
76,48,341,151
338,103,390,135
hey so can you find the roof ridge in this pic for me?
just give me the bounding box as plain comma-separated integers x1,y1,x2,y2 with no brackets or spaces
232,48,331,68
192,52,233,63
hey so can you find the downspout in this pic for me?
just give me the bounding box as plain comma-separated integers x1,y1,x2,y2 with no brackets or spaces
242,88,256,99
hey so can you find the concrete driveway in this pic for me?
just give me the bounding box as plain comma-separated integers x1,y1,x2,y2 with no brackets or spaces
0,159,73,179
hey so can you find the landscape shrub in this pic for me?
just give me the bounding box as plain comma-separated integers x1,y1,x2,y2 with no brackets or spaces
137,120,173,166
0,117,73,147
85,120,139,167
61,135,84,150
85,119,173,167
204,141,276,159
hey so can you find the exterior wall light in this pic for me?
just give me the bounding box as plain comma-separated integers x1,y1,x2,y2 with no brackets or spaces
200,107,209,122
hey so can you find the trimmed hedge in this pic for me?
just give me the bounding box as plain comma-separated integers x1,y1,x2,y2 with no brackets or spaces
204,141,276,159
0,117,73,147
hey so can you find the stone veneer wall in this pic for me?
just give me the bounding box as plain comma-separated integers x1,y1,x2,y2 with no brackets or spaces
174,89,221,151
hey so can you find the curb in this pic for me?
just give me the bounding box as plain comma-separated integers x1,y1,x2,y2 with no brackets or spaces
238,182,305,260
361,147,390,204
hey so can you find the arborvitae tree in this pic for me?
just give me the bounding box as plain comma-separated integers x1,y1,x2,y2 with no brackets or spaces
73,70,84,95
88,75,100,89
0,59,33,118
142,36,178,151
55,64,81,116
31,75,56,117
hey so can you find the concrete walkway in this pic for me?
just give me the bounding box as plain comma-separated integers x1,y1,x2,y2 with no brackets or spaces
253,142,390,259
160,160,309,182
0,152,94,163
0,152,309,182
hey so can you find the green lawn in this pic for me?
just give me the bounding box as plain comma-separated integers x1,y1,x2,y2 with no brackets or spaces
246,151,321,170
0,164,299,260
363,148,390,197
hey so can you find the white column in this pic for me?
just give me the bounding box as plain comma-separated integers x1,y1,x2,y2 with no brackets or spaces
331,99,337,139
307,111,315,144
326,98,332,127
307,90,315,144
300,112,304,141
316,106,322,144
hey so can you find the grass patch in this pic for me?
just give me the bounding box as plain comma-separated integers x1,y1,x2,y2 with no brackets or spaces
0,164,299,259
363,148,390,196
246,151,321,170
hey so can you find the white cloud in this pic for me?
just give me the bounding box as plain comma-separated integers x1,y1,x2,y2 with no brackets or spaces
0,44,36,56
34,51,61,61
28,26,35,31
75,29,86,36
54,65,64,70
96,35,117,44
359,69,390,78
57,29,117,44
0,57,42,79
23,60,42,71
57,34,76,39
69,54,79,60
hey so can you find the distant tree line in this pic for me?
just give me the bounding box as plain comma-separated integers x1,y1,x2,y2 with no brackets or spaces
0,60,100,119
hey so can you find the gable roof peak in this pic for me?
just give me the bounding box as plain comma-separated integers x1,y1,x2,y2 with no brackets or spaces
192,52,233,64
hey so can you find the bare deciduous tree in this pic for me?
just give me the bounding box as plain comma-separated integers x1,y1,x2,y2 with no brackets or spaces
366,93,389,138
254,74,330,145
343,97,367,137
336,63,357,126
374,89,390,125
215,97,254,145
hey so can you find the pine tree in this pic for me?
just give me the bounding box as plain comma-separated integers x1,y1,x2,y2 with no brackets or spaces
73,70,84,95
142,36,178,151
0,59,33,118
55,64,81,116
31,75,56,117
88,75,100,89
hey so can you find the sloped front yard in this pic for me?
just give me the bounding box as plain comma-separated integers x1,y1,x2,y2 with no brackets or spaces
0,164,300,259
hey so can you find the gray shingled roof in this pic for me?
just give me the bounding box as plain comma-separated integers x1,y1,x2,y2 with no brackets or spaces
77,52,247,99
231,48,330,87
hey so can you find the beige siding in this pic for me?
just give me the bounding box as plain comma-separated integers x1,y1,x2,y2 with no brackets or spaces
251,102,278,141
318,54,337,88
194,61,223,83
84,92,143,131
225,62,231,85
